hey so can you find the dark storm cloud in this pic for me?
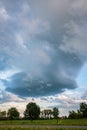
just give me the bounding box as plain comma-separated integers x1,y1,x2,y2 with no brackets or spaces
4,70,77,97
0,0,87,97
4,50,82,97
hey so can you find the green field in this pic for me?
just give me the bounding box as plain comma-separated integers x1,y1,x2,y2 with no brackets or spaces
0,119,87,125
0,128,86,130
0,119,87,130
0,128,87,130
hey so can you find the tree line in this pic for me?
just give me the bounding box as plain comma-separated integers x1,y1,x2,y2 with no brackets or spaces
0,102,87,120
68,102,87,119
0,102,59,121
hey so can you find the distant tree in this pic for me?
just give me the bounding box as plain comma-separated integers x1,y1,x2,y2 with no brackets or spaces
77,110,82,118
80,102,87,118
44,109,49,119
40,111,44,119
0,111,6,119
48,109,53,119
24,102,40,121
42,109,52,119
0,111,6,117
53,107,59,123
7,107,20,120
68,110,78,119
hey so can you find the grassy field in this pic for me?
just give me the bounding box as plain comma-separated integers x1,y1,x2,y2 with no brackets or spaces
0,119,87,130
0,128,87,130
0,119,87,125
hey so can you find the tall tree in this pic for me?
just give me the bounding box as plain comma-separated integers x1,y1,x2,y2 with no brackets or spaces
0,111,6,119
53,107,59,123
7,107,20,120
80,102,87,118
68,110,77,119
24,102,40,121
43,109,52,119
43,109,48,119
48,109,53,119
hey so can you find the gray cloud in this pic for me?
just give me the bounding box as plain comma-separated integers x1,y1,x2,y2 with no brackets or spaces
3,38,82,97
81,90,87,100
0,0,86,97
0,53,11,70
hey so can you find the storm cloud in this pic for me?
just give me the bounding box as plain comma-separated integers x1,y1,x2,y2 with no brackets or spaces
0,0,87,98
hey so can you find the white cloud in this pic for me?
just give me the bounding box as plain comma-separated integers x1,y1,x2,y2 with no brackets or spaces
0,68,20,80
22,3,30,15
0,7,10,21
15,33,27,49
0,89,87,117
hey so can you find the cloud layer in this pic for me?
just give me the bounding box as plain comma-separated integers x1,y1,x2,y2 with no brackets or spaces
0,0,87,98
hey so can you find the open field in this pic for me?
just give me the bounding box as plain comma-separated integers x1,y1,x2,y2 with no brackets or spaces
0,119,87,125
0,128,87,130
0,119,87,130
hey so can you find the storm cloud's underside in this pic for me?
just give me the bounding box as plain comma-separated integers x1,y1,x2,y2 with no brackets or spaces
0,0,87,98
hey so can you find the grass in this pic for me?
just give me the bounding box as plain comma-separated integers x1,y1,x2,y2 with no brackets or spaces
0,119,87,130
58,119,87,125
0,128,87,130
0,119,87,125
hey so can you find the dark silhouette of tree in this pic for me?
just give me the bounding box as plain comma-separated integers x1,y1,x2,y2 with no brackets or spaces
7,107,20,120
53,107,59,123
68,103,87,119
40,110,44,119
43,109,48,119
0,111,6,117
48,109,53,119
41,109,52,119
77,110,82,118
68,110,78,119
80,102,87,118
24,102,40,121
0,111,6,119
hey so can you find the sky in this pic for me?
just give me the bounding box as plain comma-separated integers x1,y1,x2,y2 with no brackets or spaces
0,0,87,116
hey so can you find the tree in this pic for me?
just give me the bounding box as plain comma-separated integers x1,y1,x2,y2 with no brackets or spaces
43,109,49,119
24,102,40,121
68,109,82,119
1,111,6,117
7,107,20,120
80,102,87,118
41,109,52,119
77,110,82,118
68,110,77,119
48,109,53,119
0,111,6,119
53,107,59,123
